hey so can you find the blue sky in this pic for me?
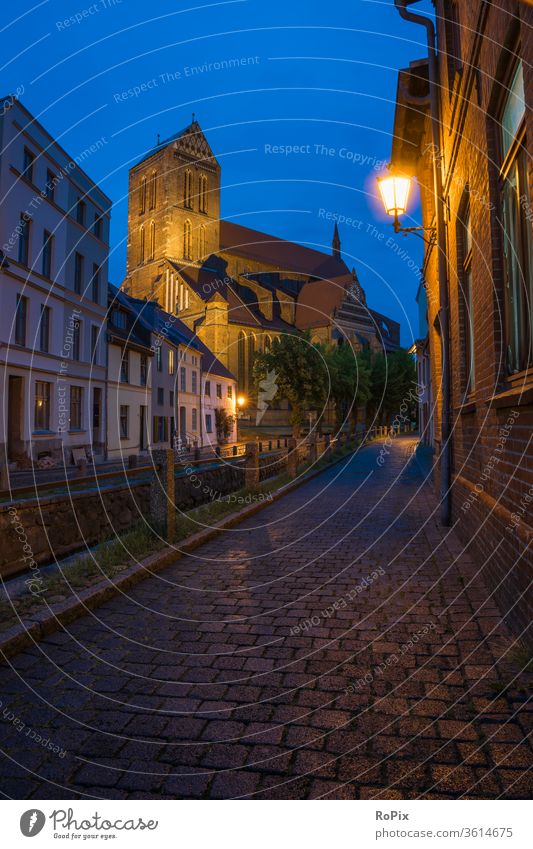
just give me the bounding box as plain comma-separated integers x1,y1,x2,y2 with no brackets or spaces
3,0,435,344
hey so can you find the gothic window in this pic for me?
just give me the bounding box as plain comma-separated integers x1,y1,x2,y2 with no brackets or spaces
149,170,157,209
264,334,272,351
184,169,193,209
238,331,246,391
140,175,147,214
199,224,206,258
199,173,208,213
247,333,255,392
183,219,192,259
139,224,145,264
149,220,156,260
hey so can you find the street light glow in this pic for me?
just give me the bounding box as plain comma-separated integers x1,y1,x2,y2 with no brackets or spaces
237,394,246,408
377,173,411,218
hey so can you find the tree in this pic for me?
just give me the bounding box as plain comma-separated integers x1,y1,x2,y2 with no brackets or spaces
214,408,235,443
320,343,372,429
363,348,417,426
253,331,327,437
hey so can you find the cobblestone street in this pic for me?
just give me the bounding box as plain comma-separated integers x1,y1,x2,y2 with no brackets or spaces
1,436,531,800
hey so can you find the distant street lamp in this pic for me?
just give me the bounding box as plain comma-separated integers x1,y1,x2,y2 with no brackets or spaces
237,394,246,410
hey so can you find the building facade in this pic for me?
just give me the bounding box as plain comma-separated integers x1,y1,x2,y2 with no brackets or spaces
0,99,110,466
391,1,532,642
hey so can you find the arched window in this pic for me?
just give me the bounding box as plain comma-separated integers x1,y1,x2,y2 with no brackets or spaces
184,170,193,208
199,174,208,213
139,176,147,214
199,224,206,258
149,220,156,260
247,333,255,392
238,331,246,391
149,170,157,209
139,225,145,264
183,219,192,259
264,334,272,351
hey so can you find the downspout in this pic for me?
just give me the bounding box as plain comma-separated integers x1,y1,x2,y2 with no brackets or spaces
395,0,452,526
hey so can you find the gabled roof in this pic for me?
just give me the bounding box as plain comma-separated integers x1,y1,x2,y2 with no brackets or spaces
295,273,354,330
107,284,153,352
220,221,350,279
134,120,220,169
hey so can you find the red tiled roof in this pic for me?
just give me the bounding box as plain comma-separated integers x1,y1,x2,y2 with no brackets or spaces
295,274,354,329
220,221,349,279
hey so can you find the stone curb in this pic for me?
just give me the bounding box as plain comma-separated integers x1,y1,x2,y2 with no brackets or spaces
0,440,372,661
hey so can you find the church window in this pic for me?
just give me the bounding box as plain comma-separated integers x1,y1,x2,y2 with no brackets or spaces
149,220,156,260
238,331,246,391
184,170,193,208
139,176,147,214
183,220,192,259
199,224,206,257
247,333,255,392
139,225,145,264
199,174,208,213
149,170,157,209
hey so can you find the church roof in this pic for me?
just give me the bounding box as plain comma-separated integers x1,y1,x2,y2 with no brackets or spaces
295,273,354,330
220,221,349,279
133,120,219,169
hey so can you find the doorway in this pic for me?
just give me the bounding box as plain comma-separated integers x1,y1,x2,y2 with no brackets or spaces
8,376,24,460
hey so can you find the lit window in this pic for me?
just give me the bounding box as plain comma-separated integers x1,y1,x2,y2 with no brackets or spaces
34,381,50,430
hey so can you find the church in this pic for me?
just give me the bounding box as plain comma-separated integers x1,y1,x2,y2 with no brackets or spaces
122,119,400,410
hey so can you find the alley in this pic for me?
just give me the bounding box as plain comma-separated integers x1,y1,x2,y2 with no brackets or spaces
0,436,531,800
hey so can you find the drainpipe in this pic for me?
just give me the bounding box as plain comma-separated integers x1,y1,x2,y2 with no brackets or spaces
395,0,452,526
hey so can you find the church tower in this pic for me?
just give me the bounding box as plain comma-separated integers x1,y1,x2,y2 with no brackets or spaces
332,222,341,261
125,118,221,303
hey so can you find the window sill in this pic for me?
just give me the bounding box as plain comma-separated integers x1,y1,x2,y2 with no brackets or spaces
456,400,476,415
487,383,533,409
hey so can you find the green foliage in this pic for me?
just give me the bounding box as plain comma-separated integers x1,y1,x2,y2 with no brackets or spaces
363,348,418,425
253,331,327,436
214,408,235,442
320,343,372,427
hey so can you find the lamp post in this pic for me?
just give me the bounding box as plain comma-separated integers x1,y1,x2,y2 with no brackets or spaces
377,173,436,244
378,0,452,527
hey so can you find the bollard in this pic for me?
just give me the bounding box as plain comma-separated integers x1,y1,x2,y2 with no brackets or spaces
150,449,175,542
194,445,201,461
245,442,259,489
287,438,298,479
308,435,317,464
128,454,138,469
76,458,87,477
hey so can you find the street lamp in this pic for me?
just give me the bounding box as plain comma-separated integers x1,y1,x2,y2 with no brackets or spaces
377,172,436,243
237,394,246,409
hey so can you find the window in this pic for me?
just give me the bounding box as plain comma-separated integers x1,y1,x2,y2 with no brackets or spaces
199,174,208,213
93,213,103,240
156,345,162,372
74,252,84,294
76,198,86,226
91,325,99,363
23,147,35,182
498,60,532,375
120,405,129,438
180,366,186,392
70,386,82,430
112,309,127,329
192,370,198,394
34,381,50,431
238,331,245,390
168,349,175,375
183,219,192,259
227,385,233,399
120,350,129,383
153,416,167,443
140,354,148,386
205,380,211,396
40,230,53,278
170,390,175,407
140,175,147,214
442,1,462,89
457,196,474,395
15,294,27,346
184,169,193,208
91,263,100,303
45,170,55,201
18,214,31,265
192,408,197,431
247,334,255,392
216,383,222,399
72,320,81,361
149,220,156,260
139,225,145,264
39,305,50,353
149,170,157,209
205,414,213,433
199,224,206,257
157,387,164,406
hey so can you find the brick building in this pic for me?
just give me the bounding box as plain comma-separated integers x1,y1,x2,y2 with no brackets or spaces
391,1,532,644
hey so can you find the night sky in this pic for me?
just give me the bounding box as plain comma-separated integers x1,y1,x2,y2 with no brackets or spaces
3,0,435,344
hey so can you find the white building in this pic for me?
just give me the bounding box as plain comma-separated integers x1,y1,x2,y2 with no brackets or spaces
0,98,110,466
106,287,152,460
198,345,237,449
